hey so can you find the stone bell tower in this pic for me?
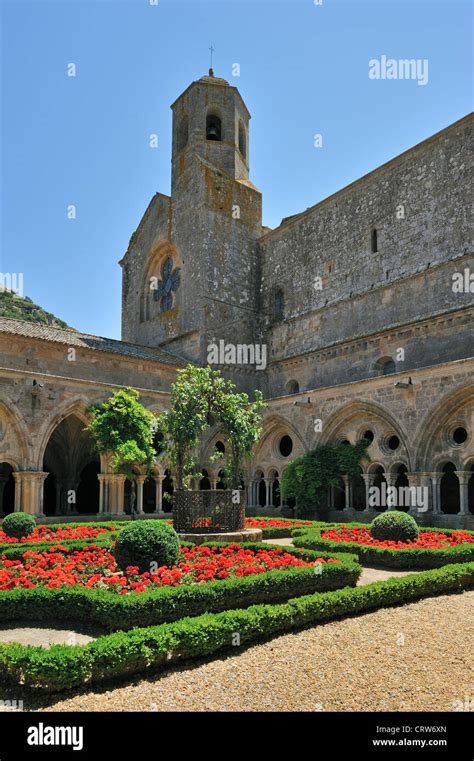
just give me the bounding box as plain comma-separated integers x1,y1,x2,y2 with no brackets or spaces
120,71,263,391
171,68,251,191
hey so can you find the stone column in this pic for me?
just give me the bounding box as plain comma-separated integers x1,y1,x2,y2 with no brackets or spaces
247,480,254,507
457,472,470,515
108,474,125,514
98,475,105,513
417,472,433,514
361,474,373,511
406,472,432,514
264,478,272,508
342,475,350,510
153,475,165,514
427,472,441,514
384,473,398,510
135,475,146,514
13,472,48,516
209,476,218,490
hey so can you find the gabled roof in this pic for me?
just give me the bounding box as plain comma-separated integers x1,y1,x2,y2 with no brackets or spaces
0,317,187,368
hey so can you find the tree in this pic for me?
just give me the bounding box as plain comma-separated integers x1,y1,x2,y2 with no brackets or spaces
157,365,265,491
213,384,265,488
87,388,156,514
156,367,210,491
281,440,370,515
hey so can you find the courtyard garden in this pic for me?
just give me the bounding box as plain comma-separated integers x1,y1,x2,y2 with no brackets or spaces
0,510,472,695
0,369,472,707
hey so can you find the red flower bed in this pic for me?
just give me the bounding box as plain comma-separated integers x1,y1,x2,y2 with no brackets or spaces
0,524,118,545
0,543,339,594
321,525,474,550
164,518,313,529
244,518,313,529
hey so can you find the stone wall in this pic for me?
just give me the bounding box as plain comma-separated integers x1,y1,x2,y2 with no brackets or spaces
260,115,473,381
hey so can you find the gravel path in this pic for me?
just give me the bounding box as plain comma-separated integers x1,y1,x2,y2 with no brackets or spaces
31,591,473,713
0,627,97,647
0,539,419,648
264,536,420,585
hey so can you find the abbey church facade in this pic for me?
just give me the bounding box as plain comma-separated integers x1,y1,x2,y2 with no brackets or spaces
1,72,473,526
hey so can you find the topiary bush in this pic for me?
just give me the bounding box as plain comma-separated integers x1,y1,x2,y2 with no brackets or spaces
371,510,419,542
114,520,180,574
2,512,36,540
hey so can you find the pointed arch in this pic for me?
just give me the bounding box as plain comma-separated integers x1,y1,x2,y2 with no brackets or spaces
36,398,92,470
415,383,474,471
253,413,308,461
317,400,411,469
0,396,29,468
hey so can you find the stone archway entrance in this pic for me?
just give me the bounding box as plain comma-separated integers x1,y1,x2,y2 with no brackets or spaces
42,414,100,516
0,463,15,515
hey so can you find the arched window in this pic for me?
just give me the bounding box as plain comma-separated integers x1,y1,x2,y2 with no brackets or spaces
177,115,188,152
440,462,460,514
206,113,222,141
371,228,378,253
274,289,284,321
151,256,181,313
286,380,299,395
375,356,396,376
238,121,246,158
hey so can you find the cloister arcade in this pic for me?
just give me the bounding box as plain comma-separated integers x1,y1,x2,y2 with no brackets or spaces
0,391,473,524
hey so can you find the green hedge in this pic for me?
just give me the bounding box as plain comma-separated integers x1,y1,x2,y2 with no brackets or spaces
293,529,474,569
0,561,471,692
0,544,360,631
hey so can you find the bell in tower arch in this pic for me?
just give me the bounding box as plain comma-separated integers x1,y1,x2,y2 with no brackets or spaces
206,113,222,141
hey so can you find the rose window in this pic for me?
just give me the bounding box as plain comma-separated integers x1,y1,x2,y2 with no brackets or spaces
153,256,181,312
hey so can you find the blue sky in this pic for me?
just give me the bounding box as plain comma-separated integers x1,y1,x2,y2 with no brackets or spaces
1,0,472,339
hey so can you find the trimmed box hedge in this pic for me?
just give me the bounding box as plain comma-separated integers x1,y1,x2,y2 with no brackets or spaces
292,527,474,569
0,561,471,692
0,543,360,631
